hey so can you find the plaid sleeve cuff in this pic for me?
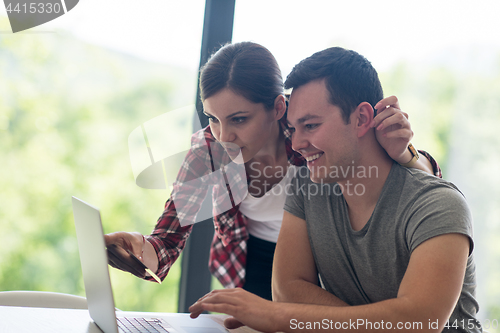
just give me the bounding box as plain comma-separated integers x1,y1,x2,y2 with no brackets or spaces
142,235,166,282
418,149,442,178
143,228,191,282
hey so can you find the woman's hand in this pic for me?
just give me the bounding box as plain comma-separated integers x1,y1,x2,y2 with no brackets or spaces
373,96,435,174
189,288,283,333
104,231,147,278
372,95,413,164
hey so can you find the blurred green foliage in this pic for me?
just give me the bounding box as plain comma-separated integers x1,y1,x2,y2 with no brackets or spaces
0,18,197,312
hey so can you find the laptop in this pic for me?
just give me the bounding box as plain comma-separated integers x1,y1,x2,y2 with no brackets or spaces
71,196,228,333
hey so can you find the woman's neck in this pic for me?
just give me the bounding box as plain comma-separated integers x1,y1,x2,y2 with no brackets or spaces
244,121,289,197
251,121,286,166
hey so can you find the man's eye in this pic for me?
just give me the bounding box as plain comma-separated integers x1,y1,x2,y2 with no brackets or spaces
232,117,247,124
288,127,296,133
305,124,319,130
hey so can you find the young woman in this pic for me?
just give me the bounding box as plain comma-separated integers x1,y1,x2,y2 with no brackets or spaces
105,42,440,301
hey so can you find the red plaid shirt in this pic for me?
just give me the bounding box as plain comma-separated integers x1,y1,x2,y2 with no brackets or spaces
145,120,441,288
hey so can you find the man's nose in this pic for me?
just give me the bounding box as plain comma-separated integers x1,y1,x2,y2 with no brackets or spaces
291,131,308,152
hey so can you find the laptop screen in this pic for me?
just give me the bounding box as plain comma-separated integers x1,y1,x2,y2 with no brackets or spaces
72,196,120,333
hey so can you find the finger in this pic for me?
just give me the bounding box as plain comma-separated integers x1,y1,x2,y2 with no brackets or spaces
189,290,221,317
104,234,113,246
189,297,233,319
374,95,400,111
372,106,399,128
189,303,205,318
104,233,146,274
201,302,237,316
108,258,120,270
192,291,242,313
193,289,222,305
107,250,142,277
382,128,413,140
189,295,215,318
224,317,245,329
376,112,409,131
205,290,244,305
110,253,145,278
104,232,129,246
114,232,143,259
107,244,146,278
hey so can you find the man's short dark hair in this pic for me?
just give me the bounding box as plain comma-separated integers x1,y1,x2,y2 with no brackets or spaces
284,47,383,124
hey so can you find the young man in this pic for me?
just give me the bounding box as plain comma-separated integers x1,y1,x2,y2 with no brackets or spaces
189,47,481,333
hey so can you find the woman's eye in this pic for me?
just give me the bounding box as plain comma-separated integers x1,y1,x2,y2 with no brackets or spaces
206,115,218,123
232,117,247,124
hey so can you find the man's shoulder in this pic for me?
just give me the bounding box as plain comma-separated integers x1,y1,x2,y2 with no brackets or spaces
393,164,469,214
392,165,474,256
397,164,463,195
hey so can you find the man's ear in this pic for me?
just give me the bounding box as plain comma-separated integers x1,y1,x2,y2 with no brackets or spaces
355,102,375,138
274,95,287,120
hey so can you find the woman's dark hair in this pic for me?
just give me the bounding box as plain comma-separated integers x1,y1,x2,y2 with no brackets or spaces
200,42,283,110
285,47,383,124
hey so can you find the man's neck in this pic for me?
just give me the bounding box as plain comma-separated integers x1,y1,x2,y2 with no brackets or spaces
337,143,394,231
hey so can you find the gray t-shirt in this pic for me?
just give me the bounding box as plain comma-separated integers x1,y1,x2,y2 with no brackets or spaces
284,163,481,332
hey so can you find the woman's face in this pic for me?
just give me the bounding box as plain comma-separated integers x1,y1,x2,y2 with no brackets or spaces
203,88,281,163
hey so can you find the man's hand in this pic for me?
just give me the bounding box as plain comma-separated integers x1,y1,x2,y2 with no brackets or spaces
189,288,282,333
372,95,413,164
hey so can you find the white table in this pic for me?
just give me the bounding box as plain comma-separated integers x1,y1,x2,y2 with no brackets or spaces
0,306,259,333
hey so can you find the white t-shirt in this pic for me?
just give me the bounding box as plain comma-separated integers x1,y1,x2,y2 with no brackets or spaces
239,166,298,243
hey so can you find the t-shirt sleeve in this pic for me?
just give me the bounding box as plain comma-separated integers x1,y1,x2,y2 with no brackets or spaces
283,167,307,220
406,184,474,256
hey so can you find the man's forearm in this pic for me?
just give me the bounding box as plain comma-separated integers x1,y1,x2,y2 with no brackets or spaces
273,279,349,307
274,297,442,333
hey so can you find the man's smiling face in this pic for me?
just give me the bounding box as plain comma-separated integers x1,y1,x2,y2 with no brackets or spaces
287,79,359,183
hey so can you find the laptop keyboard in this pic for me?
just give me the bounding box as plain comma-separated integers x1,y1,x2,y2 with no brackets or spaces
117,317,172,333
